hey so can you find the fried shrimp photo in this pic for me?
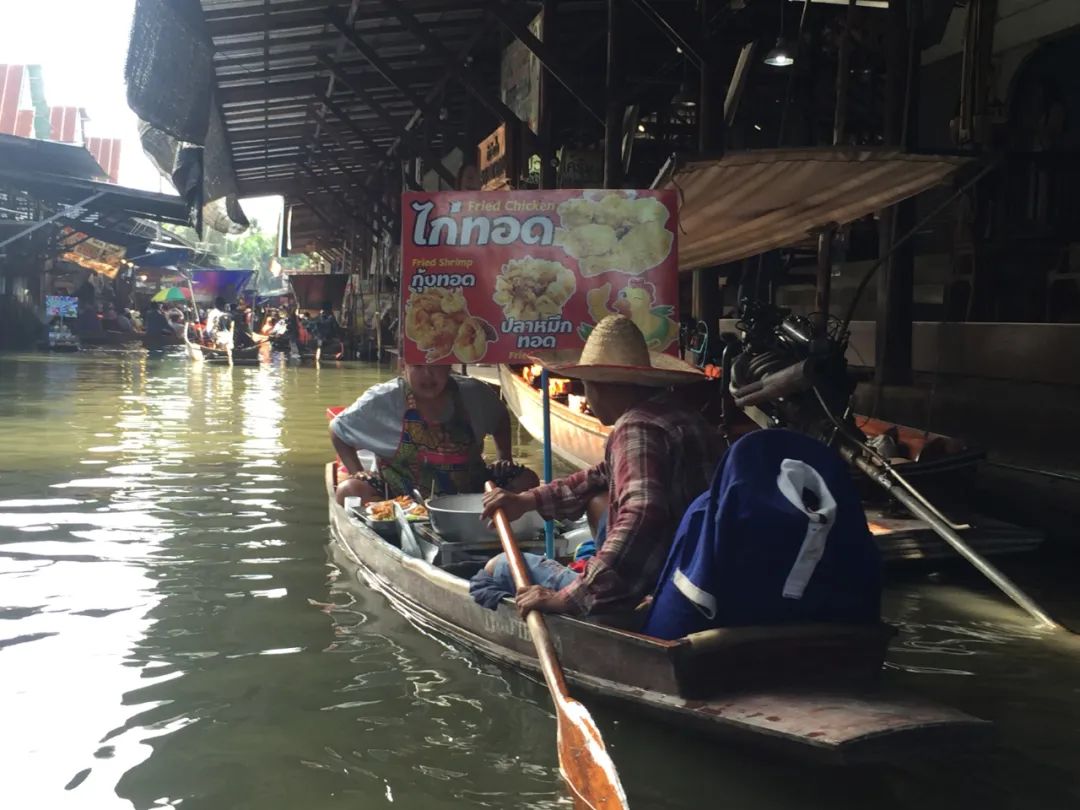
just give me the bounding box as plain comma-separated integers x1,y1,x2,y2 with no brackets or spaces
404,287,468,361
554,191,673,277
493,257,576,321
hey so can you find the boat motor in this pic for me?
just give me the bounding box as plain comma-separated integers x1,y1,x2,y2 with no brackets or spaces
721,300,1060,629
723,300,853,442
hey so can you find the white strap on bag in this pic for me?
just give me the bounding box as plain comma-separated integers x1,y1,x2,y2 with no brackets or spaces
776,459,837,599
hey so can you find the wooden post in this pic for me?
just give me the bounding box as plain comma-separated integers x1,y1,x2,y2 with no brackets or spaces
875,0,920,387
540,0,557,190
817,0,854,337
814,228,834,336
603,0,621,189
833,0,857,146
697,0,722,155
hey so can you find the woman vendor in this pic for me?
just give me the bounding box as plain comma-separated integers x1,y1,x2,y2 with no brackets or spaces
331,363,539,505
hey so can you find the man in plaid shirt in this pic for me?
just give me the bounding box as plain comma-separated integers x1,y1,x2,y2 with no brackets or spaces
480,316,722,617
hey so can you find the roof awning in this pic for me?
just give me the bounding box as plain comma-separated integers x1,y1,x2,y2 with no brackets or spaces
189,268,253,302
287,273,349,312
662,148,972,272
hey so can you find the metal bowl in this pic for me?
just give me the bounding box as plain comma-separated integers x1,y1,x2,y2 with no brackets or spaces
426,493,545,543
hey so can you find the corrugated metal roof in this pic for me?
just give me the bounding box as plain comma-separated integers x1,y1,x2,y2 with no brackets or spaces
201,0,494,201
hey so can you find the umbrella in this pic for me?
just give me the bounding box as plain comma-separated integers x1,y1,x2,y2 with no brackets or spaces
151,287,192,303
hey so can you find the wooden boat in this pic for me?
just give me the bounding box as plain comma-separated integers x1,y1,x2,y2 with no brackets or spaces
142,330,184,350
199,342,264,365
325,462,989,763
77,330,144,347
496,364,1042,562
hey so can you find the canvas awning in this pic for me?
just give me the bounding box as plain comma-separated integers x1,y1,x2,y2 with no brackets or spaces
287,273,349,313
661,148,972,272
188,268,253,302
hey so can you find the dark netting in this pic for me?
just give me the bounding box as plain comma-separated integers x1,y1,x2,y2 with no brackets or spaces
125,0,213,143
138,114,249,236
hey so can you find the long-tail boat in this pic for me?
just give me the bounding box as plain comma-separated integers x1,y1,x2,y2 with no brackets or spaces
325,461,989,763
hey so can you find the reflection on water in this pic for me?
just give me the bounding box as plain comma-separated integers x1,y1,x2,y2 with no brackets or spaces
0,350,1078,809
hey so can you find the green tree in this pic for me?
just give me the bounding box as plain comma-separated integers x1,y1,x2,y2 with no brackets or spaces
222,219,310,293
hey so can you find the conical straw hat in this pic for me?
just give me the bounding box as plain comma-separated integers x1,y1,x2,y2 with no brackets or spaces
529,315,705,386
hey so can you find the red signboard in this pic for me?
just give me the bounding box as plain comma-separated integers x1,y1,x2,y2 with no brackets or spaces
401,189,679,365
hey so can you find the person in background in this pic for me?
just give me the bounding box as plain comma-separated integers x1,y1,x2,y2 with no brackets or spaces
478,316,722,619
112,305,136,333
144,302,172,336
101,304,121,332
230,302,257,350
204,297,228,345
311,301,344,359
331,363,539,505
75,301,102,334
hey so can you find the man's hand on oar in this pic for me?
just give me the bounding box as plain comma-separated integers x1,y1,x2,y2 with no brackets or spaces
515,585,565,617
485,481,630,810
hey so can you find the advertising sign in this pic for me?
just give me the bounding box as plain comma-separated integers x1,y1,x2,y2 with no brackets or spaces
45,295,78,318
501,11,543,135
401,189,679,365
477,124,514,191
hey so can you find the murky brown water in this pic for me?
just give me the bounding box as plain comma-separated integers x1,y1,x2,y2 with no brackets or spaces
1,349,1078,810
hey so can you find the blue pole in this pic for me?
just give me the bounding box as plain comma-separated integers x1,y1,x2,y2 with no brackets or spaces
541,369,555,558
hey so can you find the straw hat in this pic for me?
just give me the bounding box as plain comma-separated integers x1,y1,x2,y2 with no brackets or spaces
529,315,705,386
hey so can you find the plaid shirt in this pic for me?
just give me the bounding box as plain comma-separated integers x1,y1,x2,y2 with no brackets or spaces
532,392,723,615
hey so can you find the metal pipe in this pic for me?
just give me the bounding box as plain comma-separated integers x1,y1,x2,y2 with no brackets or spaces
0,192,106,249
844,448,1062,631
807,385,1063,631
541,369,555,558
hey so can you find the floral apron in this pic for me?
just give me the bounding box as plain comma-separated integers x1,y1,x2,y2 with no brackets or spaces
378,380,488,497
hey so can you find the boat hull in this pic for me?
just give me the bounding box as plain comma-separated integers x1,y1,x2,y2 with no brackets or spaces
77,331,143,347
325,463,989,763
142,332,184,349
199,343,264,364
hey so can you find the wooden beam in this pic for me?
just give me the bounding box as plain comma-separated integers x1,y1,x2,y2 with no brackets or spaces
318,94,386,158
487,0,604,127
217,78,321,106
604,0,622,188
298,163,380,237
320,55,458,188
325,6,429,111
309,123,398,222
378,0,529,136
299,192,347,237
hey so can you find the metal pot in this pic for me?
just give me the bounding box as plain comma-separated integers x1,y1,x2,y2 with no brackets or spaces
426,493,545,543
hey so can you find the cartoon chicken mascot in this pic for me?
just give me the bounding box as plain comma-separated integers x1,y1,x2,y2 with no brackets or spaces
580,278,679,352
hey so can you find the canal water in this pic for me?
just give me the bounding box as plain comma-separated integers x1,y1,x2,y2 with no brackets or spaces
1,349,1078,810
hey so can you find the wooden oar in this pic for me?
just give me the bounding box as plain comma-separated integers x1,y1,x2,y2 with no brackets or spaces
485,482,629,810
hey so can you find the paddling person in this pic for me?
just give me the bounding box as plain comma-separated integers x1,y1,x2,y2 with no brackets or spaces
331,363,540,505
479,315,722,618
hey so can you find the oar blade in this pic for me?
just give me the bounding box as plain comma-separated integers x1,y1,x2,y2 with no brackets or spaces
556,697,629,810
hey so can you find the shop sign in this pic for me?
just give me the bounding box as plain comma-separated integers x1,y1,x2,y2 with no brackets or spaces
59,226,126,278
557,148,603,189
45,295,78,317
477,125,514,191
501,11,543,135
400,189,679,365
